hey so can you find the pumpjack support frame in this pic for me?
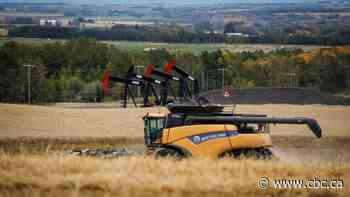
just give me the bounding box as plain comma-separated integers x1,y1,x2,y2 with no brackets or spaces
102,60,202,108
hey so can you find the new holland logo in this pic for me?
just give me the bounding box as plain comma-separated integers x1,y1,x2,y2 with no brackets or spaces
189,131,239,145
192,136,201,144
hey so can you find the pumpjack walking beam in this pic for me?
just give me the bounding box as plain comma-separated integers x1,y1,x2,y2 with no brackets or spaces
164,60,200,97
126,65,164,106
102,69,144,108
145,63,180,106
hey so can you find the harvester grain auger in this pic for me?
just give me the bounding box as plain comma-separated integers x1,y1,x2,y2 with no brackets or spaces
143,104,322,159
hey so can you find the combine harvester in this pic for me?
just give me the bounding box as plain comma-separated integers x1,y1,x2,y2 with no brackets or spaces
74,60,321,159
69,103,322,159
143,104,321,159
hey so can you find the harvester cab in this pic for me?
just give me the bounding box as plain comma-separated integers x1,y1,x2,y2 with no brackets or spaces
143,112,167,146
143,104,322,159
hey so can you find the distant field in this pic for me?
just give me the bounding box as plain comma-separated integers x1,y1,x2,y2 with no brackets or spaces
0,103,349,138
0,37,64,46
104,41,327,54
0,38,328,54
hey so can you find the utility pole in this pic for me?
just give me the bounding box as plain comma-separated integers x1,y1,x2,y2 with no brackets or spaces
345,65,350,89
218,66,225,89
206,71,209,91
23,64,35,104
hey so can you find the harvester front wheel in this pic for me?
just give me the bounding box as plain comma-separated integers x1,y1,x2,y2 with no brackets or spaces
155,148,184,160
222,148,274,160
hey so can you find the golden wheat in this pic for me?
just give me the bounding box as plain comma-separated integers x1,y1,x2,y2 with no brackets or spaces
0,154,348,197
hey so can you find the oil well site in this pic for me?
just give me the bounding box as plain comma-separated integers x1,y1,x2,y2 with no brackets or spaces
1,58,350,197
1,0,350,196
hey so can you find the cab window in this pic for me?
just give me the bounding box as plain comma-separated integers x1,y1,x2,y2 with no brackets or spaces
144,117,165,144
149,118,165,132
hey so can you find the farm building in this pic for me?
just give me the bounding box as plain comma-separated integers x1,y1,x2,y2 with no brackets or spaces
0,28,8,37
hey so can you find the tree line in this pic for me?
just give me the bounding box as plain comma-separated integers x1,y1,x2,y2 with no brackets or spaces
8,25,350,45
0,38,349,104
9,25,225,44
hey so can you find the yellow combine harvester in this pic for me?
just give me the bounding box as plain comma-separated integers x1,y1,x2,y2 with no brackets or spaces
143,104,322,159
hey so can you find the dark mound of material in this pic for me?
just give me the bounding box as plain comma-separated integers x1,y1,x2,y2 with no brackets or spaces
167,103,224,113
202,87,350,105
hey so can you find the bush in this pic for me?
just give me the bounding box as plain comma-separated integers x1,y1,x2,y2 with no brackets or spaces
38,79,56,103
110,83,123,100
81,81,102,102
65,77,84,102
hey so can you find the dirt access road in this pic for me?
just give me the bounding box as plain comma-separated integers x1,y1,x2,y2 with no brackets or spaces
1,103,349,138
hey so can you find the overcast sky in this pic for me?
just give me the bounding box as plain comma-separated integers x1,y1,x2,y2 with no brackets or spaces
0,0,318,6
